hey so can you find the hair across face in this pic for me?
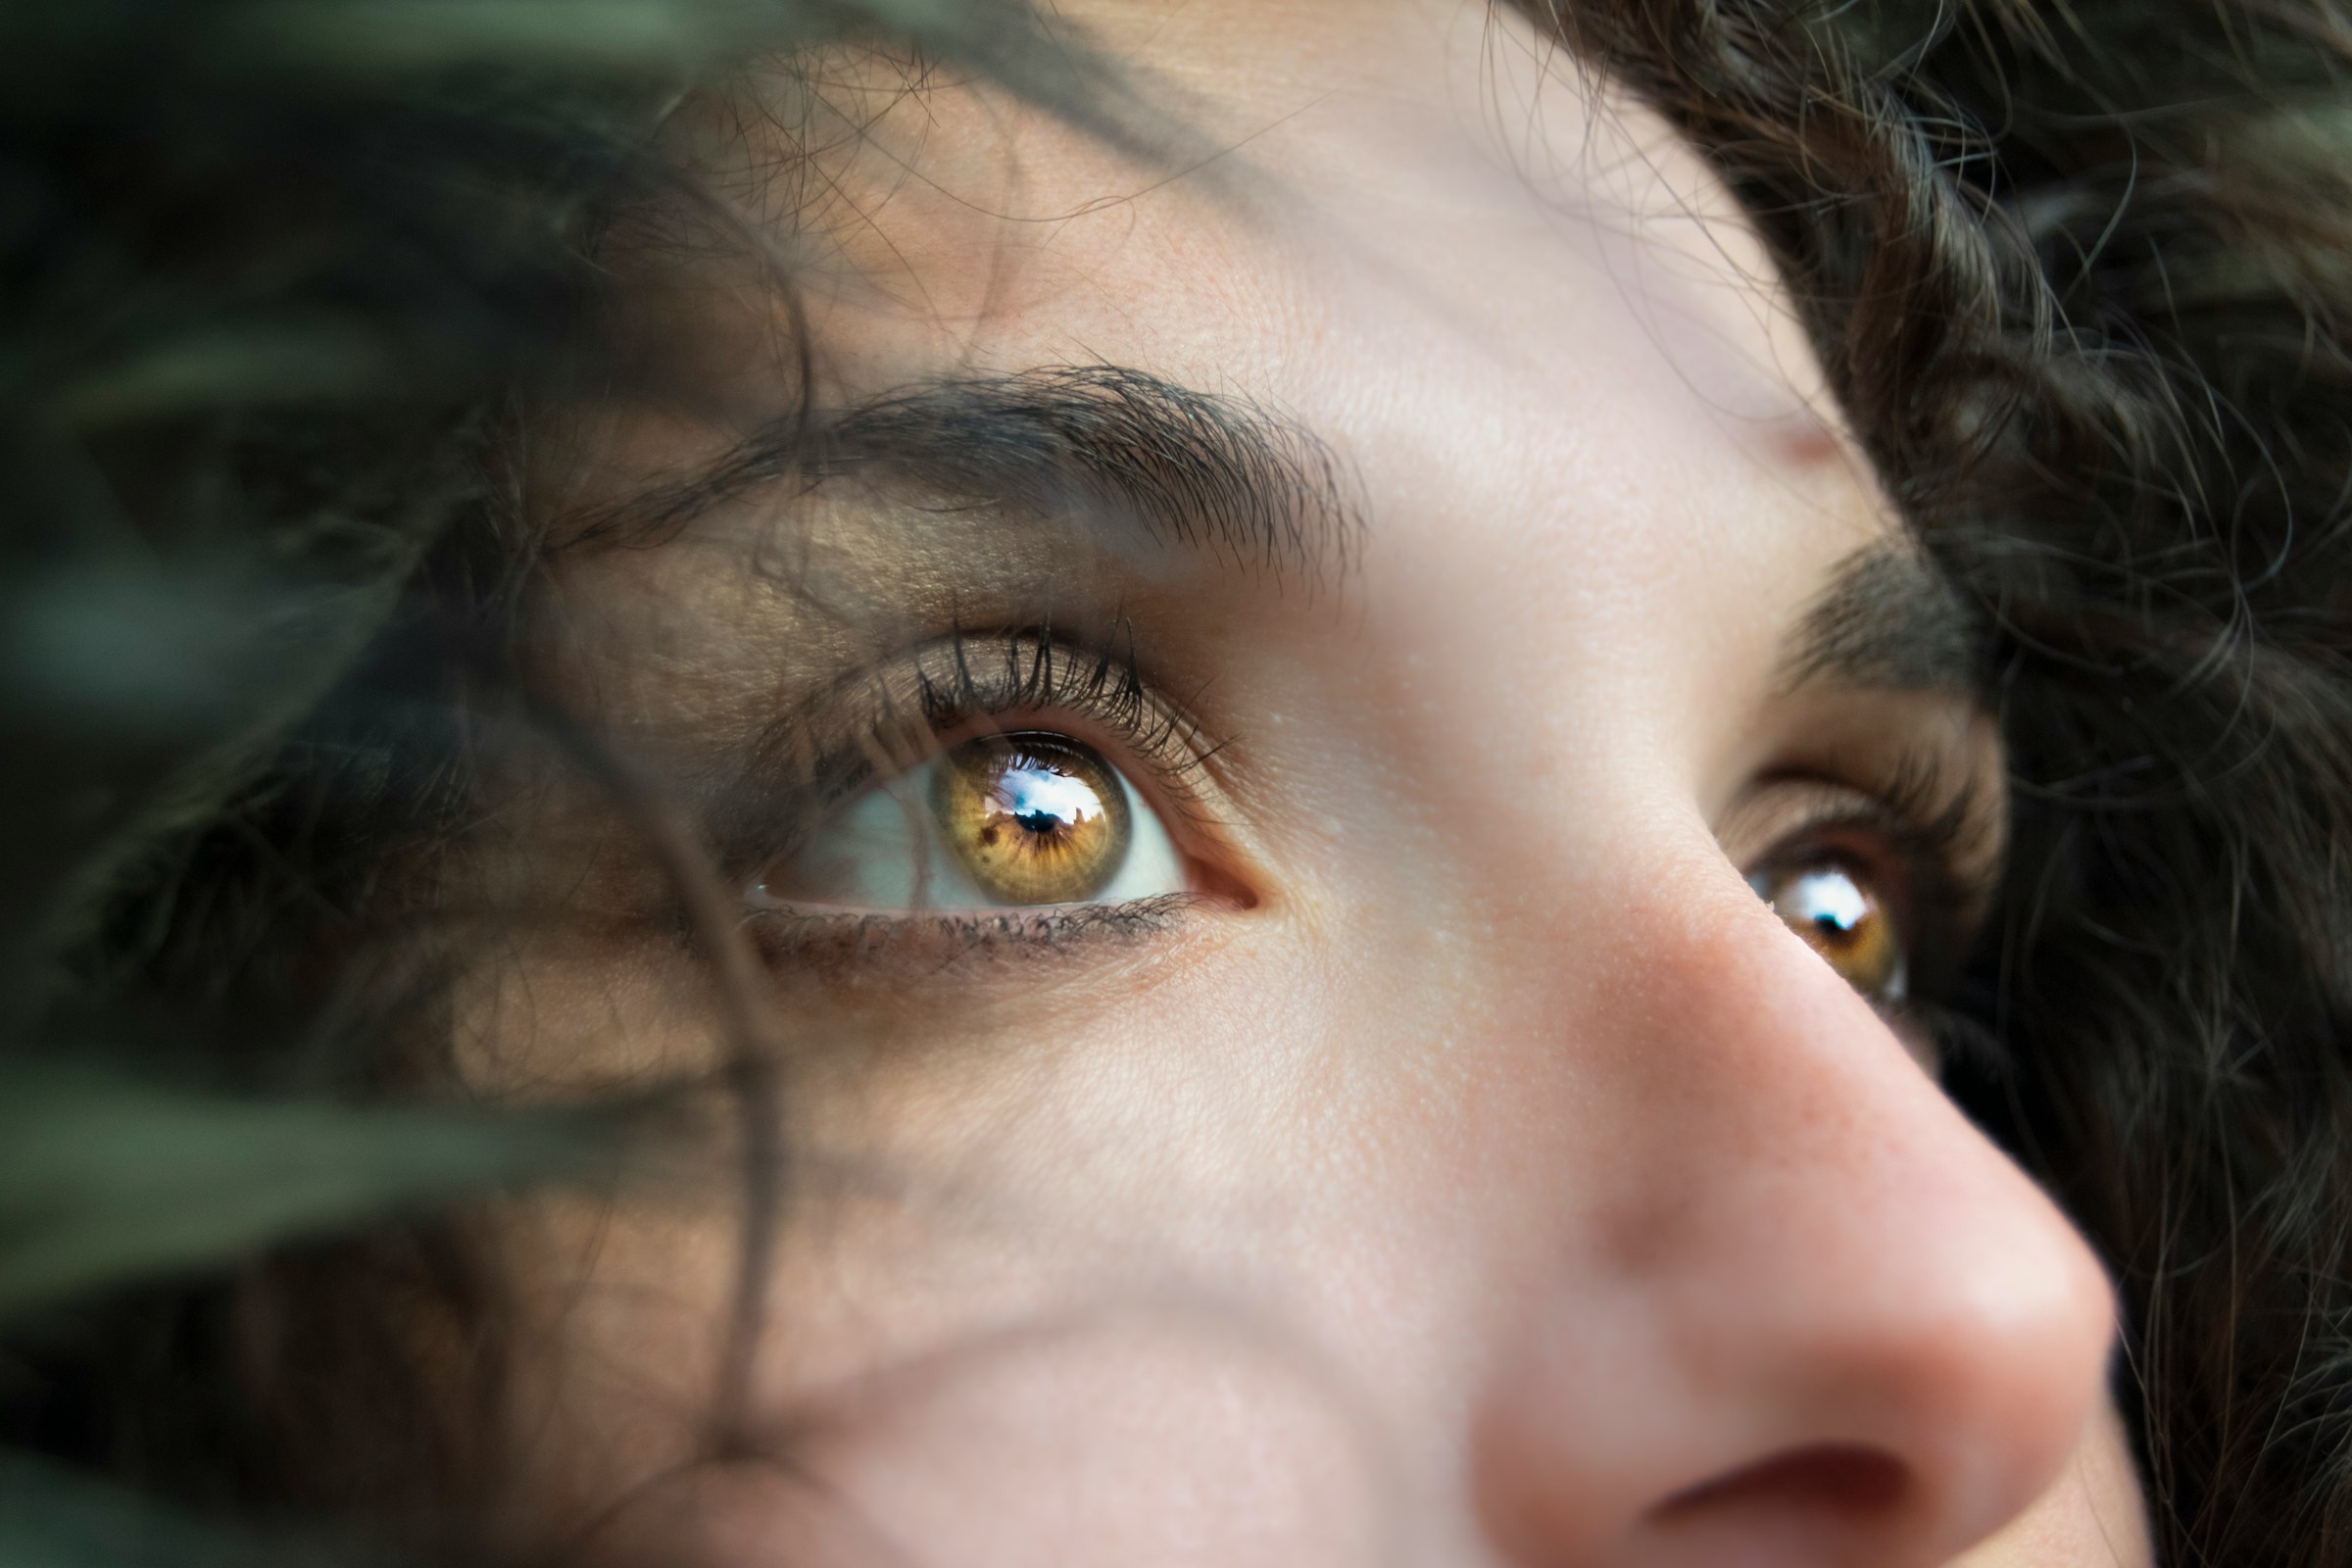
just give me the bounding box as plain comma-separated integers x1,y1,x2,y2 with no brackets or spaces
454,4,2165,1565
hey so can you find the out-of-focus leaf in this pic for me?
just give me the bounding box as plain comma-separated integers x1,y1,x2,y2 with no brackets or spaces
217,0,766,78
0,1069,598,1315
0,1455,254,1568
56,321,402,431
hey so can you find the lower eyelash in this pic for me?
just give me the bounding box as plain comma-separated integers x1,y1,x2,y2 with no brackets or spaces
742,892,1201,974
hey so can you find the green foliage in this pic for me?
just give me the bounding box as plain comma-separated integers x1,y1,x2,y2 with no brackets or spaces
0,1455,261,1568
0,1069,600,1317
0,0,1117,1559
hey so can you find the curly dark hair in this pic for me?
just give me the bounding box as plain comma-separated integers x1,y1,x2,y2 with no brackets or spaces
1544,3,2352,1559
8,1,2352,1564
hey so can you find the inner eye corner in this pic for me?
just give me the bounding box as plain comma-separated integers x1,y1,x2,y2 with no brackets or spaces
1185,852,1262,913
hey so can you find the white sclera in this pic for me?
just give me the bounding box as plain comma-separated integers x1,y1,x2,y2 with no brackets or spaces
1780,867,1871,935
761,755,1187,911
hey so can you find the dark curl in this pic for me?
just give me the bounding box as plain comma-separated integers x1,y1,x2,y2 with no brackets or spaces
1533,0,2352,1560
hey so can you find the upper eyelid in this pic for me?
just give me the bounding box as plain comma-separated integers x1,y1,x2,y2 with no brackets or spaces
706,626,1230,881
1753,773,1993,861
1727,751,2002,879
1732,719,2006,866
871,629,1222,803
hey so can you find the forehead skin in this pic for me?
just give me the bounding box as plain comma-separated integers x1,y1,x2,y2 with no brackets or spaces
567,0,1889,803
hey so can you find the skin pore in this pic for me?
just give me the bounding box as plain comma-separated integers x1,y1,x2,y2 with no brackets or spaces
468,1,2156,1563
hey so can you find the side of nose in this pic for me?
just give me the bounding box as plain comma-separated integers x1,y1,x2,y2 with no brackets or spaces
1469,844,2117,1568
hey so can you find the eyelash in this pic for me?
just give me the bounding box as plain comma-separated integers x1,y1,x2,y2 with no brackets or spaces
727,620,1226,942
913,620,1215,790
741,893,1200,973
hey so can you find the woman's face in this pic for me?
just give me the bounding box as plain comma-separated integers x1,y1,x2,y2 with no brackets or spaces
479,1,2154,1563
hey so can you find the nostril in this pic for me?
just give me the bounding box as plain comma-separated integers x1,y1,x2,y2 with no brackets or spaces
1659,1444,1908,1520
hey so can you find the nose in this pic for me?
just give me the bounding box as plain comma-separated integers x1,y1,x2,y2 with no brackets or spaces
1469,840,2117,1568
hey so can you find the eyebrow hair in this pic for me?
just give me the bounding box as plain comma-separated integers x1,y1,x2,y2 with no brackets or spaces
583,364,1359,582
582,369,1963,694
1780,542,1981,694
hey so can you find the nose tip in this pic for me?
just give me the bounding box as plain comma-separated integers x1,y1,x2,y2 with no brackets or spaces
1470,877,2120,1568
1479,1226,2115,1568
1818,1172,2119,1554
1642,1267,2117,1568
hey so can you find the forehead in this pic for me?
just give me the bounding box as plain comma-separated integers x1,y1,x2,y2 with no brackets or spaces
568,0,1899,781
716,0,1844,450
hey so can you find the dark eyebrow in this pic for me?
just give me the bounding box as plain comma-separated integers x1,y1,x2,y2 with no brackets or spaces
1779,543,1980,694
583,364,1359,582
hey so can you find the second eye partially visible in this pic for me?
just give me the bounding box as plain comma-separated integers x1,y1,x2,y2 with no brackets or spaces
1720,730,2008,1026
1749,856,1908,1003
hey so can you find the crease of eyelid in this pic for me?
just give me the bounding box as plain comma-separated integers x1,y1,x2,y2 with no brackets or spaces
699,626,1238,892
1724,771,1999,888
1731,721,2006,873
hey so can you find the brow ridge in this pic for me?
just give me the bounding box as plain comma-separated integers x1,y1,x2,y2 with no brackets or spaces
574,364,1360,585
1780,543,1980,694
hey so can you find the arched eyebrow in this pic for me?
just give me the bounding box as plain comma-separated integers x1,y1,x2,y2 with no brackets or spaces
580,364,1360,583
1779,543,1981,695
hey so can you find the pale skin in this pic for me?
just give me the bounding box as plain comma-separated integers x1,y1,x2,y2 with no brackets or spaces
467,2,2158,1563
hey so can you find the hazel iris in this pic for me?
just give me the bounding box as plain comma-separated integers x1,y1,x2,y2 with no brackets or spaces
932,732,1134,905
1753,860,1906,1001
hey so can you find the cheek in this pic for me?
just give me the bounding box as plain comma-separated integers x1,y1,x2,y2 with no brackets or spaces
575,1319,1390,1568
491,916,1505,1523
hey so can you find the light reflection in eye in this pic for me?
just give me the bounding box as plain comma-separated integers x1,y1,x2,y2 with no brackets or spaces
1749,859,1908,1003
754,731,1188,912
992,764,1105,827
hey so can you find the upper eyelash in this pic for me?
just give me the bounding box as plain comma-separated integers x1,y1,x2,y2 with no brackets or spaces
1864,745,2002,881
908,618,1216,794
713,618,1223,882
1764,747,1999,885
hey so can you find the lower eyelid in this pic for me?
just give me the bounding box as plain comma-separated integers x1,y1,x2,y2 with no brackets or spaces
741,892,1204,975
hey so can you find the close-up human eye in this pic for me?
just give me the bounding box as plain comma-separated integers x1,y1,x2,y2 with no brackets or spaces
750,728,1189,912
1725,751,1997,1018
22,2,2352,1568
1747,852,1908,1004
